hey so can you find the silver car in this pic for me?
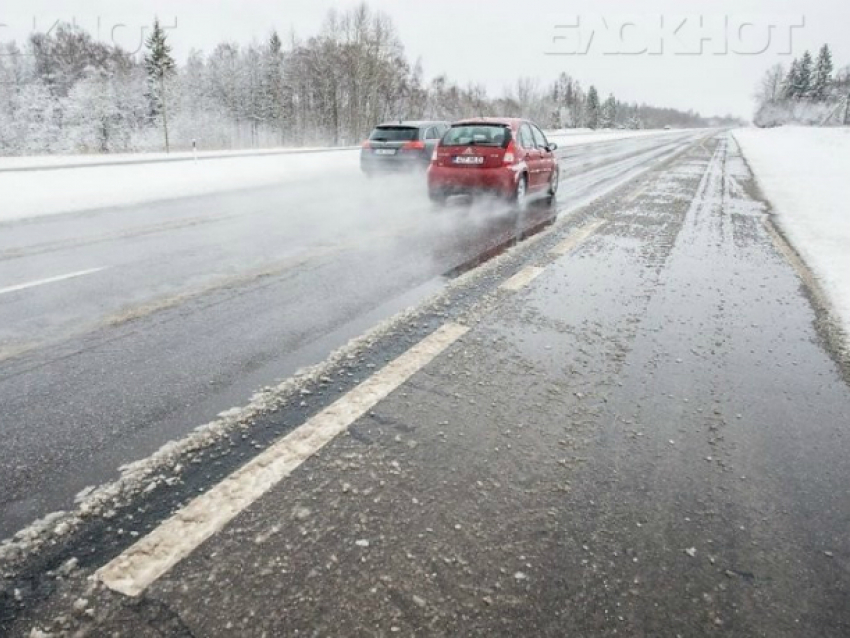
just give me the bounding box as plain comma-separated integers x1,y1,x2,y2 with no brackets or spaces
360,121,449,175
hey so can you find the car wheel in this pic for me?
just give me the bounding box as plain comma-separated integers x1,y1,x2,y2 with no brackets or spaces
512,174,528,210
548,167,560,197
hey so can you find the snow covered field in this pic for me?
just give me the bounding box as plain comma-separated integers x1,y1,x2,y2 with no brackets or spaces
735,126,850,336
0,129,681,223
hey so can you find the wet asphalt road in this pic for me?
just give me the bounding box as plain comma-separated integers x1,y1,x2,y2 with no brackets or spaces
5,132,850,636
0,132,700,541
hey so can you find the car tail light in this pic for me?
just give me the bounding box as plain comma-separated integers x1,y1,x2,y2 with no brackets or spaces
503,140,517,164
402,140,426,150
361,140,371,148
431,147,439,161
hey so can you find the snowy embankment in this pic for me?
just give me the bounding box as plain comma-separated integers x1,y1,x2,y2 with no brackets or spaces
0,150,361,222
0,129,677,223
0,145,359,172
734,126,850,337
546,127,678,147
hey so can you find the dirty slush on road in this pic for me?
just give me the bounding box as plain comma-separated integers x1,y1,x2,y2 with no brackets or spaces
6,133,850,637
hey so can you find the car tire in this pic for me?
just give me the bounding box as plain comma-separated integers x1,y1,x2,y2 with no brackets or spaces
512,174,528,210
548,167,560,197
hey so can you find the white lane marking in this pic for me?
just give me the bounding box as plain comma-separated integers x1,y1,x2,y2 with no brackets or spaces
500,266,546,291
549,220,607,257
96,322,469,597
0,267,105,296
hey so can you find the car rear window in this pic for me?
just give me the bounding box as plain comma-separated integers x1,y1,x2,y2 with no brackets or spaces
441,124,511,148
369,127,419,141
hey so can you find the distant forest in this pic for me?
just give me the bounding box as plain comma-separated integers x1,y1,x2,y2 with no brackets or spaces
0,3,741,155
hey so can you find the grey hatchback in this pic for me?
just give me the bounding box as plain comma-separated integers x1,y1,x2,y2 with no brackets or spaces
360,120,449,175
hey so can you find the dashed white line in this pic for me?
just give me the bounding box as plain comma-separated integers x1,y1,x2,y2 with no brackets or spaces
500,266,546,291
96,322,469,597
0,267,105,296
549,220,607,257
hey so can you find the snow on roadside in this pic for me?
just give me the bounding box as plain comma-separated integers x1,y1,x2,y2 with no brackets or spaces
546,128,683,147
0,145,357,172
734,126,850,338
0,150,360,223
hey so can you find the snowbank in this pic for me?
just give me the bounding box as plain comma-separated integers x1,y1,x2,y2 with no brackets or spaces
546,128,678,148
0,150,360,222
753,100,845,128
0,145,358,172
734,126,850,336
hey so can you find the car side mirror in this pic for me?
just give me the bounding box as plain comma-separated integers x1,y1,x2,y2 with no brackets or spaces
546,143,558,152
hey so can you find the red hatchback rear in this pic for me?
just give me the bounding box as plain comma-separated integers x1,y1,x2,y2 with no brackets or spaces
427,118,559,207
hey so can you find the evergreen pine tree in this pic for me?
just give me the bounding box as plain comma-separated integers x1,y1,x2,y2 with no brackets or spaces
586,86,600,129
812,44,834,101
782,59,800,99
145,18,176,152
795,51,813,99
600,93,617,128
263,31,287,143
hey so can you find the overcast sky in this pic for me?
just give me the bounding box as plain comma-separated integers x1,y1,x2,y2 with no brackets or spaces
2,0,848,119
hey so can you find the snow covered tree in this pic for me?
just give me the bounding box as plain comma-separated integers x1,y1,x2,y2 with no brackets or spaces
0,2,743,155
754,44,844,126
551,72,575,128
405,60,429,120
585,86,600,129
261,31,288,143
795,51,813,99
15,81,63,152
63,70,130,152
782,59,800,99
28,24,130,98
600,93,617,128
812,44,834,101
756,64,785,104
145,18,177,152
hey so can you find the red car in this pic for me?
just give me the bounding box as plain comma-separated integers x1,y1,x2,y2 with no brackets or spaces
426,118,559,207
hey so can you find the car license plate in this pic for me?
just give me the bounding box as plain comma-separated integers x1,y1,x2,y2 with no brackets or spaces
453,156,484,165
375,149,396,155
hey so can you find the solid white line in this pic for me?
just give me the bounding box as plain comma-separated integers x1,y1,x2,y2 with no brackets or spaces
549,220,607,257
0,267,105,296
96,322,469,597
500,266,546,291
